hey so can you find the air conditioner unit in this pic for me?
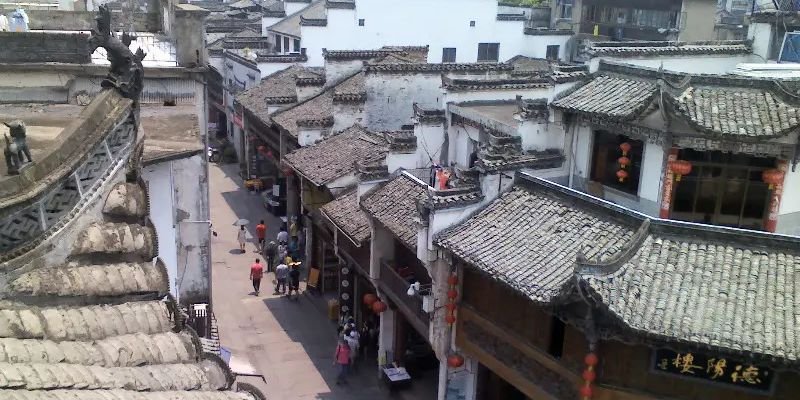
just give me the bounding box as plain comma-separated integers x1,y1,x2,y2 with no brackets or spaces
422,295,434,313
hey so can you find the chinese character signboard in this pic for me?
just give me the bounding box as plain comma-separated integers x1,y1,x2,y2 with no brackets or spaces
653,349,774,393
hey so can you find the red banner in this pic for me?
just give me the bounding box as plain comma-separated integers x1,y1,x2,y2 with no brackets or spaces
233,112,243,129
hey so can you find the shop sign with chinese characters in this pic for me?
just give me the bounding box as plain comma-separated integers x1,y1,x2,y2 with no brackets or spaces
653,349,774,392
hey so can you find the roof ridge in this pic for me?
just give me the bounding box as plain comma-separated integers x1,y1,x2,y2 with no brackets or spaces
271,68,362,119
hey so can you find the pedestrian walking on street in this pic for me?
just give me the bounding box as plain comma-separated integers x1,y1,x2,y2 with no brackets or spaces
250,258,264,296
277,224,289,244
288,262,301,299
237,225,247,253
264,241,277,272
345,330,360,369
255,220,267,252
289,215,299,241
274,260,289,294
333,338,351,385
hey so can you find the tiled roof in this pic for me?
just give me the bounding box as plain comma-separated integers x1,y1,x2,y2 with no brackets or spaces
272,71,365,137
366,62,514,74
437,174,800,365
269,0,324,37
320,190,370,245
435,183,638,303
581,221,800,364
236,65,315,124
333,71,366,102
551,75,658,119
384,130,416,152
667,85,800,137
443,76,551,92
284,124,387,186
361,173,427,251
588,40,751,57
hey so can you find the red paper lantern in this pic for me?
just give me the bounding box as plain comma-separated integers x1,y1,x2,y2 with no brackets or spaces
447,354,465,368
445,314,456,325
619,142,632,156
579,385,593,398
445,303,457,312
582,369,596,382
670,160,692,182
372,301,387,314
363,293,377,306
616,169,628,183
282,167,293,176
762,168,785,189
447,274,459,285
584,353,599,367
447,289,458,300
617,156,630,169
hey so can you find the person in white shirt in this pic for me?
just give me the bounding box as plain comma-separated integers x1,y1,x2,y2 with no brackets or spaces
276,224,289,244
274,261,289,294
236,225,247,252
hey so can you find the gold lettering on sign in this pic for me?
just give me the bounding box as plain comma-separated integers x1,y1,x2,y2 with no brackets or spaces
673,353,702,374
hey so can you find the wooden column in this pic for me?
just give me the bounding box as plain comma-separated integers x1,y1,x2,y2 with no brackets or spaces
765,160,789,232
659,148,679,219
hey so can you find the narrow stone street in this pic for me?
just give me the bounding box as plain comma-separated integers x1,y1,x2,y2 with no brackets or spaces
209,163,413,400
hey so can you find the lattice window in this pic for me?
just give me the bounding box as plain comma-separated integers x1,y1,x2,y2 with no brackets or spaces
107,121,135,157
75,141,113,194
0,206,42,253
42,177,81,227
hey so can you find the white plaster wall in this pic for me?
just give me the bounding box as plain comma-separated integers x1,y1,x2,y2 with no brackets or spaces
326,60,364,84
301,0,534,66
297,84,321,102
262,16,282,33
639,141,665,204
416,123,446,168
518,120,564,152
326,174,357,191
284,1,309,15
209,55,224,74
443,86,554,105
172,154,210,304
386,152,418,173
142,163,178,298
521,34,571,60
779,166,800,215
258,61,295,78
447,123,479,169
365,73,442,131
590,54,757,74
573,123,593,180
298,127,327,147
333,103,365,132
748,22,774,62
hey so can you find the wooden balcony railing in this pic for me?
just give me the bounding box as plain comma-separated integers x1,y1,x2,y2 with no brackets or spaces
379,259,430,335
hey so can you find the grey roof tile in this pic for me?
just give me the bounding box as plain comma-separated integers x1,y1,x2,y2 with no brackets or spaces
271,72,364,137
435,184,638,303
320,190,370,245
669,85,800,138
582,229,800,364
361,174,427,251
284,124,387,185
551,75,658,119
